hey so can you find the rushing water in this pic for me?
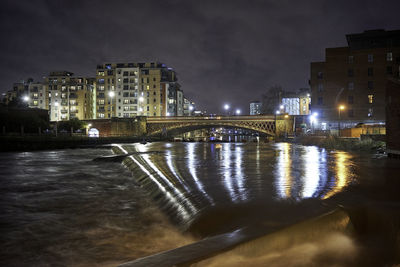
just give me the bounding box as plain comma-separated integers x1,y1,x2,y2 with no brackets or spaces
1,142,399,266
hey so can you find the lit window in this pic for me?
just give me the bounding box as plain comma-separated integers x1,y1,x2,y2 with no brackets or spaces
387,52,393,61
368,54,373,63
146,85,150,90
33,100,38,106
368,94,374,104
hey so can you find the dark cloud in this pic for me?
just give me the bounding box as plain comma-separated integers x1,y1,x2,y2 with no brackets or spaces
1,0,399,113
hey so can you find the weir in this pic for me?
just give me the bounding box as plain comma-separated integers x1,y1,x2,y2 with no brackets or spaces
110,142,400,266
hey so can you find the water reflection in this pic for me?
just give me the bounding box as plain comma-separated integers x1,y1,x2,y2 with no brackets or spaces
275,143,292,198
186,143,214,205
323,152,352,199
275,143,352,200
302,146,327,198
220,144,249,202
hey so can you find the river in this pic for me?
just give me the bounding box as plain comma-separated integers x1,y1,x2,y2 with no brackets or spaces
1,142,399,266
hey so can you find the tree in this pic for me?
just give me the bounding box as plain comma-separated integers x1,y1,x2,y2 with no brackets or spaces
261,85,283,114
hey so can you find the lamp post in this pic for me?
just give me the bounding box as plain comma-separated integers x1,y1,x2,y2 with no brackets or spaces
338,105,345,137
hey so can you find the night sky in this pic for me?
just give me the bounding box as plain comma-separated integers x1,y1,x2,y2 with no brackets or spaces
1,0,400,114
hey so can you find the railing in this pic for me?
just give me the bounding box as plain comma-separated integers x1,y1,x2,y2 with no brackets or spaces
147,115,276,122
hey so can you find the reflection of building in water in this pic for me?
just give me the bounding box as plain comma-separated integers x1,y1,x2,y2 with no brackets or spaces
302,146,327,198
323,152,351,199
275,143,351,200
275,143,292,198
182,127,259,142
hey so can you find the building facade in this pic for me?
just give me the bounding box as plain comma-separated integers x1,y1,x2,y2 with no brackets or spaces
310,29,400,129
45,71,95,122
27,82,48,110
249,101,262,115
281,89,310,115
96,62,183,118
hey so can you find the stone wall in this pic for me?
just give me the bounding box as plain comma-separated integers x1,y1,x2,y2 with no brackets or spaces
85,117,147,137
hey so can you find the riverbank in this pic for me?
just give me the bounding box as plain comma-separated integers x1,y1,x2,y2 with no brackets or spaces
291,135,385,152
0,136,160,152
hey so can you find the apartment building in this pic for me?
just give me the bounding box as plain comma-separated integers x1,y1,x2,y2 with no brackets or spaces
45,71,95,122
310,29,400,129
281,89,310,115
96,62,182,118
27,82,48,109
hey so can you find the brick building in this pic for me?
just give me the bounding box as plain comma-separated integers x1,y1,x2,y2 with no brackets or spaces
386,78,400,157
310,29,400,130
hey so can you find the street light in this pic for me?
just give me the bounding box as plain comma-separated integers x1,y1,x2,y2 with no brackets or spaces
235,109,241,115
338,105,345,137
224,104,230,116
22,95,30,102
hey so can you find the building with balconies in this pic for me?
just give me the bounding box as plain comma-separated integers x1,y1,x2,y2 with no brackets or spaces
44,71,95,122
96,62,182,118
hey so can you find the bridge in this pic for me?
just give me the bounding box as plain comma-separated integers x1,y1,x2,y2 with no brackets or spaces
85,115,293,137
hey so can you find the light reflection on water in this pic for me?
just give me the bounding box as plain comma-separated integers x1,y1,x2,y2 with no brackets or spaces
274,143,352,200
121,142,355,217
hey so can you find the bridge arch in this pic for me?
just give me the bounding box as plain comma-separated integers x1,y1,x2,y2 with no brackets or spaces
146,116,278,137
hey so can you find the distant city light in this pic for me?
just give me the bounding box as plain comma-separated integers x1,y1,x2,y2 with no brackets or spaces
139,107,143,112
276,110,280,115
108,91,115,97
139,96,144,102
189,105,194,111
280,105,284,109
166,112,170,116
224,104,230,110
54,102,59,107
22,95,29,102
313,112,318,117
236,109,241,115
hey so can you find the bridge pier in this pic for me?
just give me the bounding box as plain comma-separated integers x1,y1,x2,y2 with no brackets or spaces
275,115,294,138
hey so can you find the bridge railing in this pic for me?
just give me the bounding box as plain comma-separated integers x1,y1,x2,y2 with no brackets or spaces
147,115,276,121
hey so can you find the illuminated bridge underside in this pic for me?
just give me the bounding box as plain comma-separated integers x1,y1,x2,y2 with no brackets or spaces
146,115,276,136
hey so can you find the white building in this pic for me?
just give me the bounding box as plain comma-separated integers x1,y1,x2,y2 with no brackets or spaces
249,101,262,115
